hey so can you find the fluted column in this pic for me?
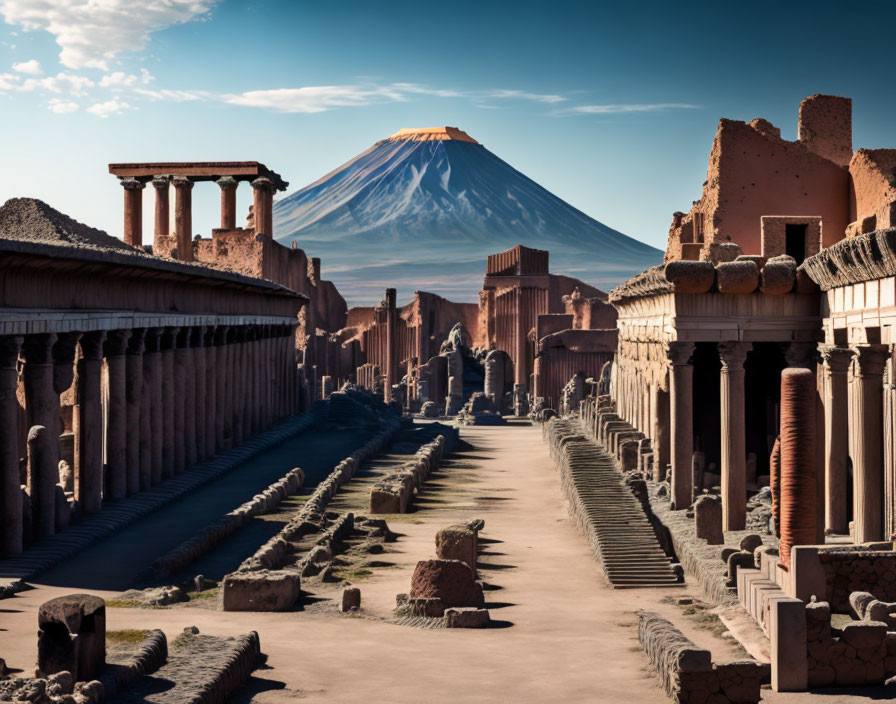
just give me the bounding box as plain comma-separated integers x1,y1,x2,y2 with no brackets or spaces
666,342,695,510
173,176,194,262
652,385,670,480
232,328,245,445
193,327,207,463
851,344,888,543
218,176,238,229
173,328,188,472
0,336,23,555
125,329,145,496
74,332,104,514
104,329,131,500
142,329,162,488
203,327,217,458
160,327,178,477
819,345,854,534
248,327,259,435
251,177,274,238
182,328,197,468
121,178,145,248
152,176,170,245
719,341,751,532
214,326,229,451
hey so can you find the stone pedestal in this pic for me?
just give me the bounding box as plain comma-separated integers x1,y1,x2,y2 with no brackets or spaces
719,341,751,531
819,345,853,534
667,342,695,510
37,594,106,681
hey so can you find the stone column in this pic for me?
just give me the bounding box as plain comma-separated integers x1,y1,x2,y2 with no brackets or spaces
247,327,259,435
851,344,888,543
652,385,670,481
217,176,238,230
121,178,145,249
719,341,751,532
232,328,245,445
104,329,131,500
0,335,23,555
182,328,197,468
667,342,695,510
142,329,161,488
203,327,217,458
193,327,207,463
152,176,170,244
173,328,188,472
819,345,854,535
27,425,55,539
74,332,104,514
125,329,145,496
160,327,178,477
173,176,194,262
214,326,229,451
251,177,274,237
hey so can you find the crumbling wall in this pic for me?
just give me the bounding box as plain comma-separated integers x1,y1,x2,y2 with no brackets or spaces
848,149,896,235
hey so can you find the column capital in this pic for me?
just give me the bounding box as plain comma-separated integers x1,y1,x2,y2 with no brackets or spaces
160,326,180,351
251,176,274,193
143,328,161,354
78,331,106,360
782,341,817,369
819,344,854,374
664,341,695,366
172,176,194,190
104,329,132,357
151,176,170,190
22,333,57,365
0,335,23,367
127,328,146,355
852,343,890,377
120,177,145,191
718,341,752,371
217,176,238,190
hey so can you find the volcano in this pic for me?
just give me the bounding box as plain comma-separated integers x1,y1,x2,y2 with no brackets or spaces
273,127,661,305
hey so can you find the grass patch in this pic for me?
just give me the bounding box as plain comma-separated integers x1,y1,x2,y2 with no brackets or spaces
187,588,218,601
331,567,373,582
107,629,151,645
105,599,143,609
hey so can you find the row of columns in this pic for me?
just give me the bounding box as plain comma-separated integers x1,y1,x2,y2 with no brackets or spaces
0,323,298,557
120,176,276,257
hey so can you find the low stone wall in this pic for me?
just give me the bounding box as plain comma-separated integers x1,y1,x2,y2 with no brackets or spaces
818,549,896,612
638,612,762,704
153,468,305,576
369,435,447,513
100,629,168,698
805,601,888,687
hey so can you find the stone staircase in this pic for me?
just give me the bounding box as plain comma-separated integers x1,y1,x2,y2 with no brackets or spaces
546,419,681,589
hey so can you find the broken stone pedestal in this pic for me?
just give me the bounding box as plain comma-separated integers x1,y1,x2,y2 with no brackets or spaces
694,495,723,545
341,587,361,612
435,525,478,574
410,559,484,614
37,594,106,682
222,570,301,611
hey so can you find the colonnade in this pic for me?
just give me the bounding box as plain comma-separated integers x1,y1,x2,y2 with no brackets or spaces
0,320,298,557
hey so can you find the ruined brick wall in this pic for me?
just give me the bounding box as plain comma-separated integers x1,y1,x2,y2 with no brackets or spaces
818,550,896,612
798,94,852,168
849,150,896,235
534,329,616,410
805,601,887,687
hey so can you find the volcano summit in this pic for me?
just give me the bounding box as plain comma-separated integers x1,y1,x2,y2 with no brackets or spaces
273,127,661,304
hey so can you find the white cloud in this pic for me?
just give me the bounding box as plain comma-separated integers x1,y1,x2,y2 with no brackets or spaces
0,0,220,69
20,71,94,96
11,58,41,74
48,97,77,113
140,67,154,84
132,87,207,102
224,85,407,113
100,71,138,88
482,89,566,104
86,98,130,117
0,72,20,90
559,103,700,115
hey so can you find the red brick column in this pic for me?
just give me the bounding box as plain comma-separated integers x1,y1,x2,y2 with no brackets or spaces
173,176,194,262
0,335,23,555
121,178,145,248
251,177,274,238
217,176,238,229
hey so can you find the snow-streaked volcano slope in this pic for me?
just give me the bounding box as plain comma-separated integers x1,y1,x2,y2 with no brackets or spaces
274,127,661,305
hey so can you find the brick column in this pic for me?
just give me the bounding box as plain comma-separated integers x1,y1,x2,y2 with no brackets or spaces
666,341,695,510
819,345,854,534
74,332,104,514
193,327,207,463
160,327,178,477
125,328,145,496
173,328,188,472
152,176,170,245
204,327,217,458
719,341,751,532
851,344,888,543
217,176,238,229
251,177,274,238
142,329,161,488
0,335,23,555
104,329,131,500
121,178,145,248
173,176,194,262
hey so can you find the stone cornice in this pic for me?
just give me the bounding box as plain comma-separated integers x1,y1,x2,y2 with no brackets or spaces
800,228,896,290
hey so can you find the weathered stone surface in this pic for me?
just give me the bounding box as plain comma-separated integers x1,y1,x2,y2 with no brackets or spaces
445,607,490,628
409,559,483,610
694,495,723,545
222,570,300,612
739,534,763,554
38,594,106,682
341,587,361,612
716,260,760,294
435,525,478,573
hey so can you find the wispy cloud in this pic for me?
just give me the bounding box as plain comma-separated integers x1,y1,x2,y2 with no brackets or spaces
86,98,131,118
11,58,41,74
224,85,408,113
0,0,220,69
556,102,700,115
483,89,566,104
19,72,94,96
48,97,77,113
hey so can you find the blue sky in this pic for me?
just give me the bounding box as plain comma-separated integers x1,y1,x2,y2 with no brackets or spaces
0,0,893,265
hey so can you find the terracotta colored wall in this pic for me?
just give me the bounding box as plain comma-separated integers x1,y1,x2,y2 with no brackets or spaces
849,149,896,233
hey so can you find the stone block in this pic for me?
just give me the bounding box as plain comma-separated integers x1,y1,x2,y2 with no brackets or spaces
222,570,300,612
694,495,723,545
445,607,491,628
341,587,361,612
38,594,106,682
435,525,478,574
770,597,807,691
410,559,483,609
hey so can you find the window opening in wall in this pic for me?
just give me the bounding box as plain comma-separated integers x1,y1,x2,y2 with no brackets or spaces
785,224,808,263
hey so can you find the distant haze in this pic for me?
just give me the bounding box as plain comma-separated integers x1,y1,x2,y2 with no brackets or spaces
273,127,662,305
